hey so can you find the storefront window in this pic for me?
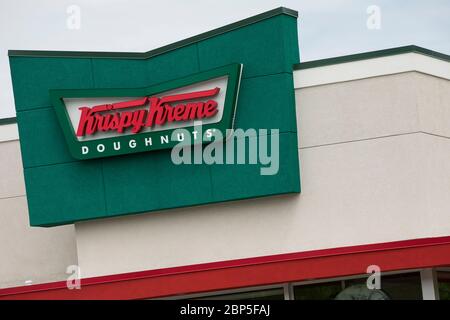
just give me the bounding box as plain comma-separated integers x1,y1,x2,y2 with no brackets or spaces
193,288,285,300
438,271,450,300
344,272,422,300
177,272,426,300
334,284,390,300
294,281,343,300
294,272,422,300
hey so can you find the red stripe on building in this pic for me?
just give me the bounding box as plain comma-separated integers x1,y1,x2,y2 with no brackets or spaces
1,236,450,300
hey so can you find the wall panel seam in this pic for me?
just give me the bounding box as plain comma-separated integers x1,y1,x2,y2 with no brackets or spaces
298,131,425,150
0,194,26,201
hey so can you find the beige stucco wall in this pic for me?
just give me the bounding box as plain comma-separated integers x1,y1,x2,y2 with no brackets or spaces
74,71,450,278
0,140,78,288
297,72,450,147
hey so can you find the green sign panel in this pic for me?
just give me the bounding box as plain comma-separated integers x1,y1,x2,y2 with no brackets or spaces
9,7,301,227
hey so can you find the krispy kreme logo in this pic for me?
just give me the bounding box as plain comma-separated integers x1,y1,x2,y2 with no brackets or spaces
51,63,242,160
76,87,220,137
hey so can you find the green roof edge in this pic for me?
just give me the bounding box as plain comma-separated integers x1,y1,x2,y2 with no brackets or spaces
8,7,298,60
294,45,450,70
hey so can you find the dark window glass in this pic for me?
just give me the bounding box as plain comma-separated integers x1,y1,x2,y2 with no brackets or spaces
294,272,422,300
345,272,422,300
438,272,450,300
335,283,391,300
193,288,285,300
294,281,342,300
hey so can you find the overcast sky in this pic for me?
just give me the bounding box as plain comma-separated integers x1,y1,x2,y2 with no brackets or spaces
1,0,449,118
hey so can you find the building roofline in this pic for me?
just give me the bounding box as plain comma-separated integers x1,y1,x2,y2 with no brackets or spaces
294,45,450,70
7,7,298,60
4,45,450,124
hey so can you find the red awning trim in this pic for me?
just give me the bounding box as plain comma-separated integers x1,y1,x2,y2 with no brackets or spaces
1,235,450,299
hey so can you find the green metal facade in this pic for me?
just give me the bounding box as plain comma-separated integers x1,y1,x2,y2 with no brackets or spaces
9,8,301,226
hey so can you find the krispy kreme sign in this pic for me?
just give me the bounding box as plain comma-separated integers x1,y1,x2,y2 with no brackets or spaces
76,87,220,137
50,64,242,160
